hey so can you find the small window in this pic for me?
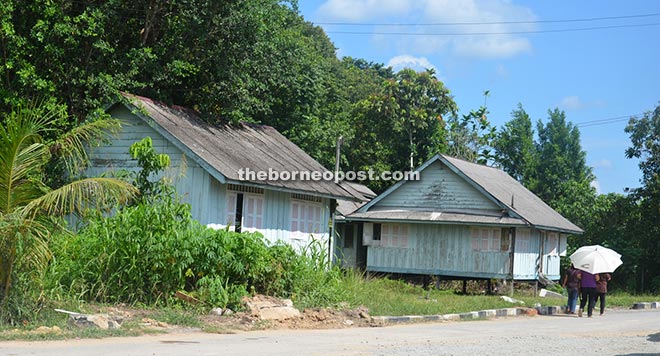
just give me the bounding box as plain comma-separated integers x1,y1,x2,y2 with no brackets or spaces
471,227,502,252
343,224,355,248
381,223,409,248
501,228,511,251
373,223,382,241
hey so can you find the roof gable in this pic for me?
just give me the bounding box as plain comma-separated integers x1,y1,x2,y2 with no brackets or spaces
358,154,582,234
370,160,501,213
113,93,359,200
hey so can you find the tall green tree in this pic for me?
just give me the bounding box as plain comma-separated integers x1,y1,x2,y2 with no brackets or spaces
445,105,496,164
0,0,355,169
0,103,137,322
624,104,660,292
577,193,642,291
492,104,536,184
531,109,596,225
346,68,457,192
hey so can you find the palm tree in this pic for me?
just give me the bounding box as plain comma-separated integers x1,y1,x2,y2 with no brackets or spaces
0,103,138,310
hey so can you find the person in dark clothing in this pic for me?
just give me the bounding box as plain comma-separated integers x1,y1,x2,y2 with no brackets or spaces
595,273,612,316
577,270,597,317
562,264,580,314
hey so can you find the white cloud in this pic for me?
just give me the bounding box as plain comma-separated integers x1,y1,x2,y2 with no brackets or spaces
592,159,613,169
452,35,531,58
590,180,601,195
316,0,413,21
316,0,537,59
558,96,607,111
559,96,584,110
387,55,437,73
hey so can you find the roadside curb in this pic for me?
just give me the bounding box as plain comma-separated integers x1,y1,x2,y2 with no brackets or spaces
631,302,660,309
371,307,528,324
371,301,660,325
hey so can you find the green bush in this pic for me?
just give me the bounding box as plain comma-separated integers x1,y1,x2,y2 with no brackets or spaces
46,190,344,310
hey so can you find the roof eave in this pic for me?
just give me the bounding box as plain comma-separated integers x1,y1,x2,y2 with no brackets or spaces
343,215,529,227
225,179,357,201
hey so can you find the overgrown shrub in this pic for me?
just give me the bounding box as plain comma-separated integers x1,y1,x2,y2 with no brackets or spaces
46,190,345,310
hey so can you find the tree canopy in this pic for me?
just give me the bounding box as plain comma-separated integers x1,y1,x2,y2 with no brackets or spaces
3,0,659,295
623,104,660,291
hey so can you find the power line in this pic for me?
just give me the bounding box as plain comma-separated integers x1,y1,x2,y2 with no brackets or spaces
316,12,660,27
575,113,646,128
326,22,660,36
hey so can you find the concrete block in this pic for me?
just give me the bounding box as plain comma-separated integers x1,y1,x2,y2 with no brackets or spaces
478,309,497,319
459,312,479,320
441,313,460,321
387,316,411,323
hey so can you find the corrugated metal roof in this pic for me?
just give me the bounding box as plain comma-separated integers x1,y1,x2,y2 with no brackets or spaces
347,209,525,226
351,154,583,234
118,93,360,200
440,154,583,234
336,182,375,216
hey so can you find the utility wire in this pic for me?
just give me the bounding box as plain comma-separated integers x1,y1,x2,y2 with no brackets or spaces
327,22,660,36
316,13,660,26
575,113,646,128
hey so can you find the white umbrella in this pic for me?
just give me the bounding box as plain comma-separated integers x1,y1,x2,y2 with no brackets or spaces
570,245,623,274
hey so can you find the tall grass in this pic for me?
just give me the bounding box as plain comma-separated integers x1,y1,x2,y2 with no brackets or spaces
44,191,351,311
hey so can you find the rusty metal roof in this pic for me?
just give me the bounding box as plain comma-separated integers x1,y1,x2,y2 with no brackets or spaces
118,93,360,200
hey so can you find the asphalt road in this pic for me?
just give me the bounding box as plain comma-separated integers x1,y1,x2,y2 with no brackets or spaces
1,309,659,356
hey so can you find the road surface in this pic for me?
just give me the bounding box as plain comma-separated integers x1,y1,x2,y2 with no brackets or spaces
1,309,659,355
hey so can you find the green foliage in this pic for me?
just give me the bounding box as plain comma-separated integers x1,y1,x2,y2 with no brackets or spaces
0,101,136,324
532,108,595,208
493,104,536,184
493,106,596,229
445,105,496,164
46,184,348,310
623,104,660,292
128,137,171,199
345,68,457,192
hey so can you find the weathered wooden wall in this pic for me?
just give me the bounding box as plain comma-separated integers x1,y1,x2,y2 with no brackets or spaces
87,106,331,251
376,161,500,212
366,223,511,279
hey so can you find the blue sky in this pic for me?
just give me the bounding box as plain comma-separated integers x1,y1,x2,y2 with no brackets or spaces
297,0,660,194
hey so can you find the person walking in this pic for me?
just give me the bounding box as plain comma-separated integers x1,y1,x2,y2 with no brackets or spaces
562,264,580,314
577,269,597,317
595,273,612,316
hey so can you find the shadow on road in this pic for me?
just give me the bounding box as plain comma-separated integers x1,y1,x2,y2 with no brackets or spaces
646,332,660,342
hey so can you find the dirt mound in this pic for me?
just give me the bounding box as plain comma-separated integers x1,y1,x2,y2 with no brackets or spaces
201,295,378,332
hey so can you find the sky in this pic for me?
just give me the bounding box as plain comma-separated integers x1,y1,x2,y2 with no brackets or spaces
297,0,660,194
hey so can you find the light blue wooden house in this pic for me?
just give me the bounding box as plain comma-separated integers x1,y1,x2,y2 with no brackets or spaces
338,154,583,284
335,182,376,269
86,93,362,253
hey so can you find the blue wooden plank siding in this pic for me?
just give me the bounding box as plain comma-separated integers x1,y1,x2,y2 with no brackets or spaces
86,105,331,251
512,228,540,280
511,228,563,280
375,161,500,212
541,231,562,280
366,223,511,278
340,154,579,281
364,224,560,280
